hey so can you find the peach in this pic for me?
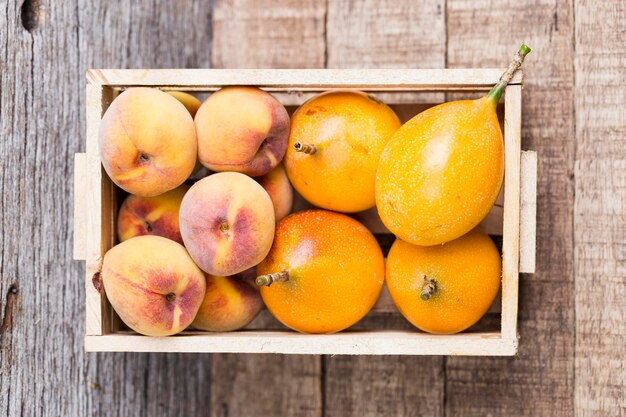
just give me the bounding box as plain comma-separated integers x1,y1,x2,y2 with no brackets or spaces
179,172,275,276
192,268,263,332
195,86,290,177
99,87,197,197
117,184,189,244
101,236,206,336
165,91,202,117
255,163,293,222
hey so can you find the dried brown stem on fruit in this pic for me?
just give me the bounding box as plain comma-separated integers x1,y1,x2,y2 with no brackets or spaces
256,271,290,287
294,142,317,155
420,276,438,301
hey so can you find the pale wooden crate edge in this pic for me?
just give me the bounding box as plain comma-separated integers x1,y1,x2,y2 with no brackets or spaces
501,85,522,340
520,151,537,274
85,332,517,356
85,68,523,88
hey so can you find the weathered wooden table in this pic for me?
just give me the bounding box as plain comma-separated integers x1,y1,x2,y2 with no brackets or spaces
1,1,624,416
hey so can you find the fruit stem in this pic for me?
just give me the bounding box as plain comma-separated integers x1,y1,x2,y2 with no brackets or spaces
256,271,290,287
294,142,317,155
420,276,438,301
486,43,532,104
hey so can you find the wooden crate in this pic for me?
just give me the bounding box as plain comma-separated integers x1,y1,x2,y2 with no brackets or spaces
74,69,536,355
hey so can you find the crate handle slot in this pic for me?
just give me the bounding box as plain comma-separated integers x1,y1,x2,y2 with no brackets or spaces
73,153,88,260
519,150,537,273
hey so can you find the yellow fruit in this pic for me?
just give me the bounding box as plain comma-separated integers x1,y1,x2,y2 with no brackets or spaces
165,91,202,117
285,90,401,212
386,228,501,334
256,210,385,334
376,44,531,245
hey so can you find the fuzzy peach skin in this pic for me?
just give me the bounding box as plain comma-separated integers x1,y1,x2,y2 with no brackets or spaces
179,172,275,276
99,87,197,197
255,163,293,222
101,236,206,336
117,184,189,244
165,91,202,117
194,86,290,177
192,269,263,332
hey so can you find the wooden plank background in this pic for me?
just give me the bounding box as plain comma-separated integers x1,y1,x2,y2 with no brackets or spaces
0,0,624,416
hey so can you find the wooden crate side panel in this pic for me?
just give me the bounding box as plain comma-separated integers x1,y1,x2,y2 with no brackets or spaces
84,85,104,336
84,84,117,336
86,331,516,355
520,151,537,273
85,68,522,89
501,85,522,340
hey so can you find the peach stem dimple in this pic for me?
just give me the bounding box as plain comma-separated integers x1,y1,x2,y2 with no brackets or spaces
294,142,317,155
219,222,230,233
165,292,176,302
256,271,290,287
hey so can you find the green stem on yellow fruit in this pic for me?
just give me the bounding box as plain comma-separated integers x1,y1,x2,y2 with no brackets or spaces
256,271,290,287
294,142,317,155
485,43,532,104
420,276,438,301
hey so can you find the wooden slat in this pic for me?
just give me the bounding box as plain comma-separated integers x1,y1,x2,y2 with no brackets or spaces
85,332,516,355
209,4,325,417
445,1,576,416
323,1,447,416
84,84,104,336
85,68,522,88
520,151,537,273
574,1,626,414
501,85,522,340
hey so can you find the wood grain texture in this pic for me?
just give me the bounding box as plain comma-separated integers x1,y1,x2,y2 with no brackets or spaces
212,0,326,69
445,0,576,415
501,85,522,339
520,151,538,274
0,1,212,416
211,354,321,417
326,0,446,104
574,1,626,415
326,0,445,69
85,331,514,355
210,3,325,416
324,355,444,417
323,1,446,416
